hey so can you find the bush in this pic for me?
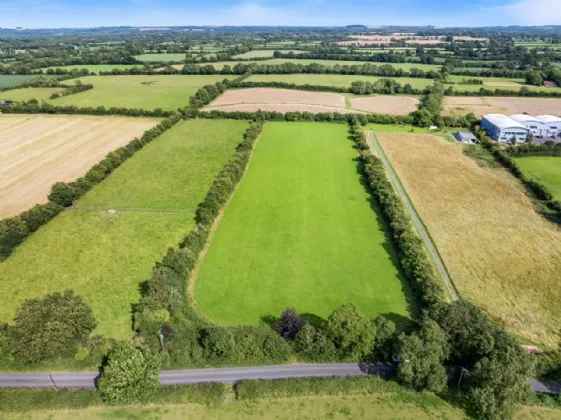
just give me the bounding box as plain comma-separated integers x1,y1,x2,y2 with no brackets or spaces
11,290,97,363
293,324,337,362
99,342,161,404
273,308,307,340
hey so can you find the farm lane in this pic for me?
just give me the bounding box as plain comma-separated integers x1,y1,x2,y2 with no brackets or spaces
0,364,558,394
366,131,458,302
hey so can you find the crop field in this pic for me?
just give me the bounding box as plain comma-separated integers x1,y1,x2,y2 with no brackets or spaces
52,75,235,110
0,75,34,88
0,119,249,339
134,53,187,61
376,133,561,346
444,96,561,116
515,157,561,200
204,87,417,115
194,122,415,325
350,96,419,114
0,114,161,218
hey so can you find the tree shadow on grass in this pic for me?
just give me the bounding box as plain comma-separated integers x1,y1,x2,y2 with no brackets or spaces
260,314,277,327
300,313,327,328
353,156,420,319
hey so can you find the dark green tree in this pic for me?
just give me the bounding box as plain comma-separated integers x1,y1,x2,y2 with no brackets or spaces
11,290,96,363
99,342,161,404
324,303,375,359
397,316,449,392
273,308,307,340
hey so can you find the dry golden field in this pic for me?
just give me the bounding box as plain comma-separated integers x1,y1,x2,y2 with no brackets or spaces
377,133,561,346
350,96,419,114
210,87,346,107
444,96,561,117
0,114,160,218
203,103,364,114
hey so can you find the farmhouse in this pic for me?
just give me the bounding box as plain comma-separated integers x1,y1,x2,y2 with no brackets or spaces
510,114,549,138
536,115,561,137
481,114,529,143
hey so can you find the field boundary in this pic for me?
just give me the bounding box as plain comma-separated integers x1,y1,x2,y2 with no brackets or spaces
366,131,458,302
69,206,196,214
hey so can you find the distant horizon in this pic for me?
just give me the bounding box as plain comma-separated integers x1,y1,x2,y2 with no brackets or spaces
0,0,558,29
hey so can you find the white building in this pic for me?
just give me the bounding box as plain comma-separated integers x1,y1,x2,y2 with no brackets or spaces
536,115,561,138
510,114,549,138
481,114,529,143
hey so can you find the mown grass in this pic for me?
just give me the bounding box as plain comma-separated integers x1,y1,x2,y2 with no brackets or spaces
0,120,248,340
377,133,561,347
194,122,415,325
0,75,34,88
515,157,561,201
0,87,62,102
53,75,235,110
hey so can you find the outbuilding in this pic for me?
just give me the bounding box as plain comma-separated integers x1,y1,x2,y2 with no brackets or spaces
481,114,529,143
536,115,561,138
454,131,477,144
510,114,548,138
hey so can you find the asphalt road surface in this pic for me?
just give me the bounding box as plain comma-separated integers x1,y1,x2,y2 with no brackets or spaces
366,131,458,301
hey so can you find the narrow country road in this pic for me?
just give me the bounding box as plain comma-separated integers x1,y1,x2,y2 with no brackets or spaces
0,364,559,394
366,131,458,301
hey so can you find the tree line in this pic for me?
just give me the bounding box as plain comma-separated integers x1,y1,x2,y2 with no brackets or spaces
49,80,93,100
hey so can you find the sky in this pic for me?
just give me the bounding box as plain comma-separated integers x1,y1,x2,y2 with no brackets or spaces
0,0,559,29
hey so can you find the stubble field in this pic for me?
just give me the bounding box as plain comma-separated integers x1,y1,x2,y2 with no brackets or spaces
0,119,248,339
444,96,561,116
0,114,161,217
194,122,415,325
376,133,561,346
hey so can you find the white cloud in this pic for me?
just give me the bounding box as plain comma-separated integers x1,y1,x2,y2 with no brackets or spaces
496,0,561,25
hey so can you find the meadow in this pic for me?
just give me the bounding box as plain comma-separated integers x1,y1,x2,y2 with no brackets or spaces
0,114,160,217
52,75,235,110
232,50,306,58
376,133,561,346
194,122,415,325
0,119,249,340
134,53,187,61
515,157,561,200
0,87,61,102
0,75,34,88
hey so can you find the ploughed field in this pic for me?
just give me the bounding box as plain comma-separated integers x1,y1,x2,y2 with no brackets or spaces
515,157,561,201
203,87,418,115
194,122,415,325
376,133,561,346
0,119,249,340
0,114,161,218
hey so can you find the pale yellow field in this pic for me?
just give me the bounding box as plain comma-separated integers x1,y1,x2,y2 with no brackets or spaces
444,96,561,117
0,114,160,218
377,133,561,347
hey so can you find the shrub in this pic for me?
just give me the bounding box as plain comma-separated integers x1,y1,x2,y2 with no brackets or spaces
273,308,307,340
11,290,97,363
98,342,161,404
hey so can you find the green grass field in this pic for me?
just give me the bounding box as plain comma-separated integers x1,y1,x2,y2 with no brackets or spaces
515,157,561,200
134,53,187,62
0,119,248,340
41,64,141,73
52,75,235,110
0,87,62,102
0,75,34,88
194,122,415,325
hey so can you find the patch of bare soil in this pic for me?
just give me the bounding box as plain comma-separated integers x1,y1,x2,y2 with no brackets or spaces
350,96,419,115
210,88,346,108
203,103,364,114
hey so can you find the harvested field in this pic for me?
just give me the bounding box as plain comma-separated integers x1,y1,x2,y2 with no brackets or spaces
377,133,561,346
350,96,419,115
444,96,561,117
210,88,346,107
204,103,362,114
0,114,160,218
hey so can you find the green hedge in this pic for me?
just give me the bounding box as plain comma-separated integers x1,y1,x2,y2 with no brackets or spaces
234,376,403,400
0,101,173,117
350,122,445,311
0,112,182,261
505,142,561,158
50,83,93,100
